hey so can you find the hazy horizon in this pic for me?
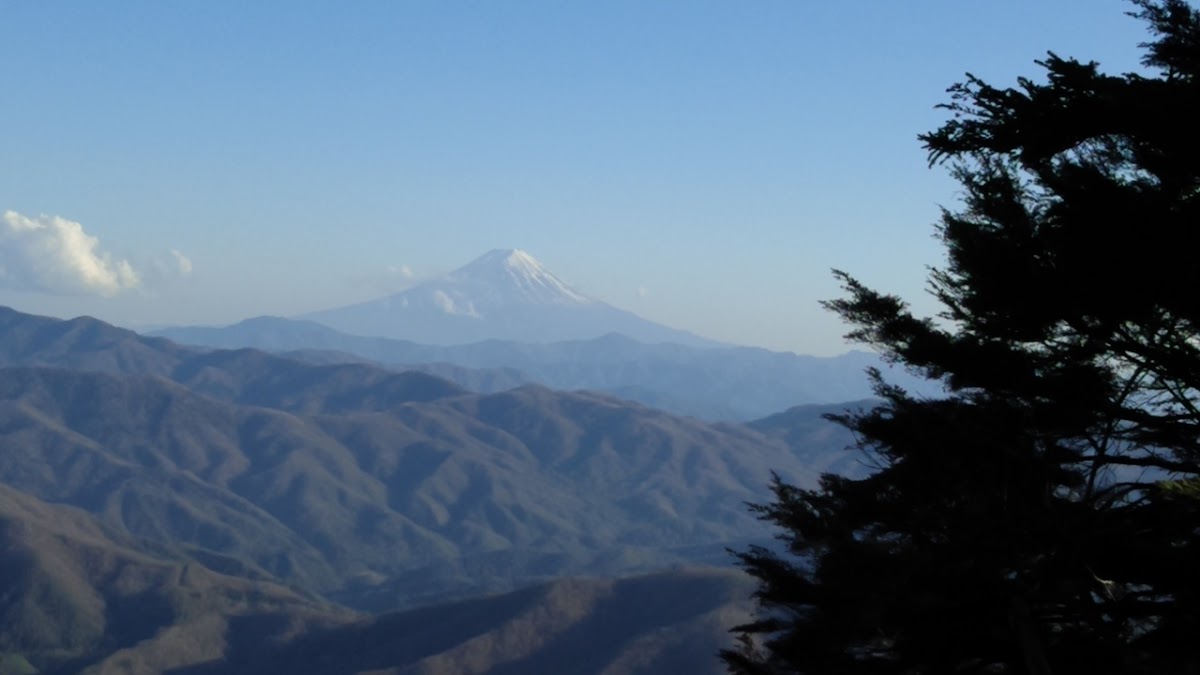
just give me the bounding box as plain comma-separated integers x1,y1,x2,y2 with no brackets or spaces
1,1,1148,356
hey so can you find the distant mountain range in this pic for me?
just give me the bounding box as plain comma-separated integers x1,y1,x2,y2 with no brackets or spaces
155,314,933,421
0,305,868,673
299,249,720,347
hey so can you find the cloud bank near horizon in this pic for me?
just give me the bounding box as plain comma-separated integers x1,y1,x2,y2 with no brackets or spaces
0,210,190,297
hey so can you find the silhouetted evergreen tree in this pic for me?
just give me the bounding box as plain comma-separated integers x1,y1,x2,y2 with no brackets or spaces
724,2,1200,673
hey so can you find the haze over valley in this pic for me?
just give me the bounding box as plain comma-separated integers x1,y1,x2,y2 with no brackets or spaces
155,249,932,421
0,245,889,673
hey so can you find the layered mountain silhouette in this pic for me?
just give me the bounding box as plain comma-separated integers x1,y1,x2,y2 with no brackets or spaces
0,305,866,673
0,363,812,601
171,568,751,675
155,315,933,420
1,479,747,674
299,249,720,346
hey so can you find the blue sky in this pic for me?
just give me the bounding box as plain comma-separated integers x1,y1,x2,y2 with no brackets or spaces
0,1,1150,354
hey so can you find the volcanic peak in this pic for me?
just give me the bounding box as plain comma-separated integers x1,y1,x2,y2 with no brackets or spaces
450,249,591,305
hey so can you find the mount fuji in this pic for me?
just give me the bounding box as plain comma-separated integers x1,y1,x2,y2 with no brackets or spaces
301,249,720,347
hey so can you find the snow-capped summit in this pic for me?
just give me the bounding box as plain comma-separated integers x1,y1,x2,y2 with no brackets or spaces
300,249,718,347
449,249,592,306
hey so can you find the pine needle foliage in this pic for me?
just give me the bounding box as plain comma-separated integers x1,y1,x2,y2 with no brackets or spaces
725,3,1200,673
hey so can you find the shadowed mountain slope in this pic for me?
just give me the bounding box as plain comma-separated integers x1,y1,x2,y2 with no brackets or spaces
166,568,750,675
0,484,348,675
746,399,883,479
0,481,747,675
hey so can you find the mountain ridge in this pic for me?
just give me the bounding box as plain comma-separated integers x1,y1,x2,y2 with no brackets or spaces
0,306,851,605
154,314,934,420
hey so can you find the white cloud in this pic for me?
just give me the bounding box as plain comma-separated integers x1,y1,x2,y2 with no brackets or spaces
171,249,193,276
637,286,650,298
0,210,141,296
431,289,479,317
0,210,191,297
355,263,417,294
136,247,195,289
